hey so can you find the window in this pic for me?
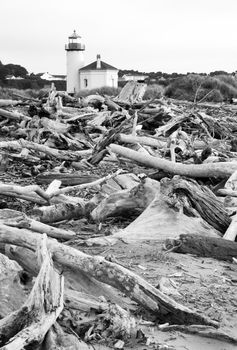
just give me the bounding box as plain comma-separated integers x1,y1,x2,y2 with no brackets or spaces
84,79,88,88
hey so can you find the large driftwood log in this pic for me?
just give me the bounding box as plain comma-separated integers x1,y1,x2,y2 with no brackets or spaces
91,177,160,222
0,224,217,327
5,245,136,311
162,176,230,234
0,235,64,349
114,195,220,242
109,144,237,179
165,233,237,261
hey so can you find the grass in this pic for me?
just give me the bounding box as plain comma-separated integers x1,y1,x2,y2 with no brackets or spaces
0,87,49,100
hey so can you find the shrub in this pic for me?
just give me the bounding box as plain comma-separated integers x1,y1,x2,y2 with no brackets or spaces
143,84,164,99
76,86,121,98
165,74,237,102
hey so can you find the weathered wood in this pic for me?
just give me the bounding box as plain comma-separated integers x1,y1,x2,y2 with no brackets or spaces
160,324,237,345
163,176,230,233
0,209,76,240
223,212,237,241
29,200,88,223
165,233,237,261
109,144,237,179
114,195,220,242
0,107,30,121
48,170,122,198
114,81,146,104
0,224,218,327
91,177,160,222
0,139,92,161
0,234,64,349
36,172,99,186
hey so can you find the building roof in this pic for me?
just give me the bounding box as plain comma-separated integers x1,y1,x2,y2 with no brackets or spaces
69,30,81,39
80,60,118,71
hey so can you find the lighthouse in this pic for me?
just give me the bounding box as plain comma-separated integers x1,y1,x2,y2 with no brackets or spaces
65,30,85,94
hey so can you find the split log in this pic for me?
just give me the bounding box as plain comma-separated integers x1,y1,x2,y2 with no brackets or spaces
0,224,218,327
0,209,76,240
114,81,147,104
0,234,64,349
109,144,237,179
165,233,237,261
0,139,92,161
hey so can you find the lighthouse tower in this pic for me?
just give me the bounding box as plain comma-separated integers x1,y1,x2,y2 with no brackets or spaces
65,30,85,94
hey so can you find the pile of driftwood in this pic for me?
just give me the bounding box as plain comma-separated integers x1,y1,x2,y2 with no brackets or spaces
1,81,237,349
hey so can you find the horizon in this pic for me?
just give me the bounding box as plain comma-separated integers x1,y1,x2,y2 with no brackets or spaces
1,0,237,75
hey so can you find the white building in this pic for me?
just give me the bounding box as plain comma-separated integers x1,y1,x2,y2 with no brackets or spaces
65,31,118,94
36,72,66,81
119,74,148,82
79,55,118,90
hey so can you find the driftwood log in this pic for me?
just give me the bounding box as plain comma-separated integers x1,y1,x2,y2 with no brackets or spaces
0,139,92,161
91,177,160,222
109,143,237,179
0,209,76,240
165,233,237,261
0,224,218,327
161,176,230,234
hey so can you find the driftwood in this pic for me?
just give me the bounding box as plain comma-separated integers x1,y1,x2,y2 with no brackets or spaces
0,224,218,327
0,253,26,319
160,324,237,345
223,212,237,241
0,139,92,161
91,177,160,222
165,233,237,261
0,234,64,349
5,244,136,312
162,176,230,233
0,209,76,240
114,81,147,104
48,170,122,198
114,194,220,242
109,144,237,179
0,107,30,121
36,172,99,186
30,200,89,224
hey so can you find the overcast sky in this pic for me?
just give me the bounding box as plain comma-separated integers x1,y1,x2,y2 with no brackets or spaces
1,0,236,74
